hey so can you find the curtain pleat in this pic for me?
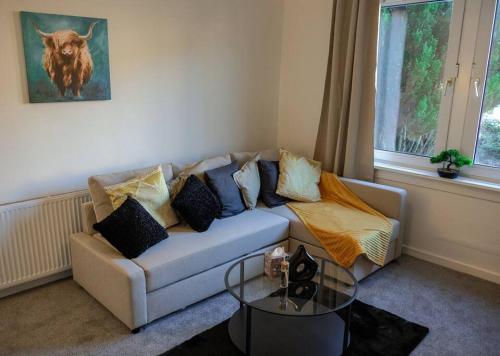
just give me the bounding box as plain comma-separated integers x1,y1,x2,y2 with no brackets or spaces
314,0,380,181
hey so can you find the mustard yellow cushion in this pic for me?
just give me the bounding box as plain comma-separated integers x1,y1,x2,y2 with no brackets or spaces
276,149,321,202
104,166,179,228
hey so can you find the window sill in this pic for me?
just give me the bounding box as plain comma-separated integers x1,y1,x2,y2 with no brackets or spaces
374,162,500,196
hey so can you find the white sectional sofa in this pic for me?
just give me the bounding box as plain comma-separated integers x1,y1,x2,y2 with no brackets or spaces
70,152,407,332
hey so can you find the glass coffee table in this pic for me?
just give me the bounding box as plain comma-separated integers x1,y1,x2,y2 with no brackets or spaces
224,252,358,356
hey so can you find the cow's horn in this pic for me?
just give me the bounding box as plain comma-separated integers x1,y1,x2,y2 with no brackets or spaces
79,22,98,41
31,20,52,38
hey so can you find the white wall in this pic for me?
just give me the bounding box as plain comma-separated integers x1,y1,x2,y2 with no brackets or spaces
376,170,500,284
0,0,283,204
277,0,332,158
277,0,500,283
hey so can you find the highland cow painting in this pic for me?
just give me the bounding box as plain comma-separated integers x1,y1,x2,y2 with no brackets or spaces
20,12,111,103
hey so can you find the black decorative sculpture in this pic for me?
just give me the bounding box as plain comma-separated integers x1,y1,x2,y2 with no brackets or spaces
288,281,318,312
289,245,318,282
269,281,318,312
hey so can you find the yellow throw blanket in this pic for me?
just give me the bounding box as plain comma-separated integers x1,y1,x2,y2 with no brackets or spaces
287,172,393,268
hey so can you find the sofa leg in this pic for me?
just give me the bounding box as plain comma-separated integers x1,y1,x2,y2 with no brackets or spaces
131,327,142,334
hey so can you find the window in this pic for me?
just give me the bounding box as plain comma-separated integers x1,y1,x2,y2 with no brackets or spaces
376,1,453,156
375,0,500,181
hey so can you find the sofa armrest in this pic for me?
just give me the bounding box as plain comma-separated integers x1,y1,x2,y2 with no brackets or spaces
81,201,97,235
70,233,147,330
340,178,407,258
340,177,407,221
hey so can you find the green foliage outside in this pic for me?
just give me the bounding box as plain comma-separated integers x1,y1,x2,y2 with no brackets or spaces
476,117,500,166
381,1,500,166
476,3,500,167
483,4,500,113
381,2,452,156
430,149,472,170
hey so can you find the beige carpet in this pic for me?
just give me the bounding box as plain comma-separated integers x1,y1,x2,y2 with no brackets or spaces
0,255,499,356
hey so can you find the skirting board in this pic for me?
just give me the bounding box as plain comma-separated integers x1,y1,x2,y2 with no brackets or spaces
0,269,72,299
402,245,500,285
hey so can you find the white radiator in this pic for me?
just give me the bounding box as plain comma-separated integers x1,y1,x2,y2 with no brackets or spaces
0,191,91,295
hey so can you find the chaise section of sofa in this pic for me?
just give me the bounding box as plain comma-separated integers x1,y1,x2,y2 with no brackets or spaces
257,177,407,280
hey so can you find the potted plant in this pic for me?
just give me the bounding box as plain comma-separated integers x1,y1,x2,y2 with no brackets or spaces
430,149,472,179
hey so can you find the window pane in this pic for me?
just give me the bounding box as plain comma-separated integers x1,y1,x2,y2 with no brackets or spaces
375,1,453,156
475,2,500,168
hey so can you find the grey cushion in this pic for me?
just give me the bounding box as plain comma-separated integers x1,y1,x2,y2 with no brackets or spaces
88,164,174,222
233,155,261,209
205,162,245,218
132,209,289,292
256,202,400,248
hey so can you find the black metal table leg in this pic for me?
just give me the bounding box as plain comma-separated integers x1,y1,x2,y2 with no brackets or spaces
245,305,252,355
239,261,244,308
343,303,351,352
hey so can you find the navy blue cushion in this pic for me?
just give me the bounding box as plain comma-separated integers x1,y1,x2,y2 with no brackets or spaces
258,160,290,208
205,161,245,218
172,175,220,232
93,197,169,259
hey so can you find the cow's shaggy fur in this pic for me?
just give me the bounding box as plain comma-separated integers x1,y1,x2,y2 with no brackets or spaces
37,26,95,97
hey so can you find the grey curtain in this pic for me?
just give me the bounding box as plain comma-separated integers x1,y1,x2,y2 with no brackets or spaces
314,0,380,181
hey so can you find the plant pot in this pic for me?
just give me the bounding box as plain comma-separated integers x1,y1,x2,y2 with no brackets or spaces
437,168,460,179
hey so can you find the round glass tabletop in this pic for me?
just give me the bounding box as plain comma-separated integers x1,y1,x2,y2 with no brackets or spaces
224,252,358,317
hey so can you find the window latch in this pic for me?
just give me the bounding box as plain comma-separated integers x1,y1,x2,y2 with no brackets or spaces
473,78,481,98
442,78,454,96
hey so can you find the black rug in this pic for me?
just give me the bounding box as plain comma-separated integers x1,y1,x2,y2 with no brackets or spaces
160,300,429,356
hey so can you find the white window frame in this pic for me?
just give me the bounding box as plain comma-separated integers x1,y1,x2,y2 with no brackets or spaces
376,0,500,183
459,0,500,181
376,0,465,169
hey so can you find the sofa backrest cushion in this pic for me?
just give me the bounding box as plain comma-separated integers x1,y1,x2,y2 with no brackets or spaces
231,148,279,167
172,154,232,178
88,163,174,222
169,154,232,199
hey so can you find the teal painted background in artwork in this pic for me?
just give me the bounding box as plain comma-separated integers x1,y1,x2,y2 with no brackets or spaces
20,12,111,103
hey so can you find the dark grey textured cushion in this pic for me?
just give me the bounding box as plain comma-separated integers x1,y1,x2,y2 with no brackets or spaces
171,175,220,232
93,197,169,259
205,161,246,218
258,160,290,208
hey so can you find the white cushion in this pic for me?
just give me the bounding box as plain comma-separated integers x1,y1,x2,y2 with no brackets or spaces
276,149,321,202
132,209,289,292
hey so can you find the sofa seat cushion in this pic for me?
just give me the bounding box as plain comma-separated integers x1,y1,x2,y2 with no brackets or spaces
257,202,400,249
132,209,289,292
